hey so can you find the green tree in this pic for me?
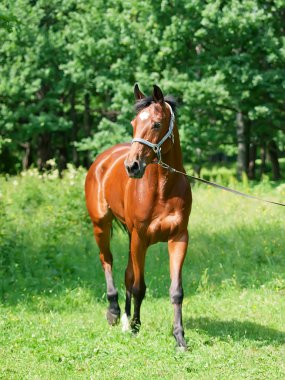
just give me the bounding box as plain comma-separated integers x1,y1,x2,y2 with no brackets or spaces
0,0,284,179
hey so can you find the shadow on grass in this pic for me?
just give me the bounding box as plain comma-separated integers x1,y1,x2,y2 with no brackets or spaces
185,317,285,346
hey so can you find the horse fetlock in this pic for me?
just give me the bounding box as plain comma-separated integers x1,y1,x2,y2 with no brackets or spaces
121,312,130,332
106,305,121,326
106,291,121,325
130,317,141,334
173,330,187,350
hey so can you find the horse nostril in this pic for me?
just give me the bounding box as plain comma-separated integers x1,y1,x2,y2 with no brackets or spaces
132,161,139,173
126,160,140,175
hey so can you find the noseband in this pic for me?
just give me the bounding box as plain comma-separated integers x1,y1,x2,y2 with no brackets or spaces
131,103,175,164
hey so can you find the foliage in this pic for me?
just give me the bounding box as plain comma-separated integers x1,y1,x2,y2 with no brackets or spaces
75,118,130,159
0,0,284,176
0,169,285,378
0,6,18,31
0,165,92,299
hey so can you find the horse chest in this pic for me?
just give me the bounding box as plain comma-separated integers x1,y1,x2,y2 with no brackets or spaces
147,210,183,242
130,199,184,243
125,174,190,242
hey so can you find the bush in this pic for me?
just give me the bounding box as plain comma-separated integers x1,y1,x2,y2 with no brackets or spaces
0,166,100,303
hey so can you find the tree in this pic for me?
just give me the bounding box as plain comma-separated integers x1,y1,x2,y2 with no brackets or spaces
0,0,284,179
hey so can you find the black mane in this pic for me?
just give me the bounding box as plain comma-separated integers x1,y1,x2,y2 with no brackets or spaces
134,95,177,114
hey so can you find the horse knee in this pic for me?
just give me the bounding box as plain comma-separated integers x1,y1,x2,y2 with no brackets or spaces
170,285,184,304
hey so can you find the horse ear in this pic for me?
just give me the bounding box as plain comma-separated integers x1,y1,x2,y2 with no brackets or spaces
153,84,164,103
134,83,146,100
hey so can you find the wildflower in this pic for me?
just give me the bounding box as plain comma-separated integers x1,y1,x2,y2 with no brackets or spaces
46,158,57,168
47,169,59,180
276,184,285,195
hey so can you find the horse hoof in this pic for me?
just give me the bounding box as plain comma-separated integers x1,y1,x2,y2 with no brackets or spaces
130,320,141,334
121,313,130,332
176,345,188,352
106,309,120,326
174,334,188,351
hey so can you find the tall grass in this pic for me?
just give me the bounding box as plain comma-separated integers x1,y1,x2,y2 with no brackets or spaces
0,167,284,379
0,166,284,301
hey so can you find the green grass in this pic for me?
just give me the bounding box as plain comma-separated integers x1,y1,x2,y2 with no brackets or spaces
0,167,285,379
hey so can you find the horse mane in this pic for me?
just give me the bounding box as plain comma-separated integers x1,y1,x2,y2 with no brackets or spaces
134,95,177,114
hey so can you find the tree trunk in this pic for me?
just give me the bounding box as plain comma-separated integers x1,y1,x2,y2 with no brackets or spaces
260,143,267,176
70,89,79,166
248,143,256,180
194,164,202,177
21,142,31,171
58,132,68,177
83,92,91,168
37,132,51,170
236,111,249,178
268,140,281,180
84,92,91,137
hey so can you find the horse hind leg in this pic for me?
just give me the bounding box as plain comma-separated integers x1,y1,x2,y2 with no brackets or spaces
168,231,189,350
93,219,121,325
129,229,147,333
122,236,133,332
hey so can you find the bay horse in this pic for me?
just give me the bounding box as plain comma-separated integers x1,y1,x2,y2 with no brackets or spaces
85,84,192,349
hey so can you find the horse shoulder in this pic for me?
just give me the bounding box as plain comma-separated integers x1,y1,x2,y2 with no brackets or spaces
85,144,130,223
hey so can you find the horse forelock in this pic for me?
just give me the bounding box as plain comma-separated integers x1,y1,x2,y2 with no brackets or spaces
134,95,177,115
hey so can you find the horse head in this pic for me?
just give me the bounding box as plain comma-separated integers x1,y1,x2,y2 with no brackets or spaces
124,84,176,178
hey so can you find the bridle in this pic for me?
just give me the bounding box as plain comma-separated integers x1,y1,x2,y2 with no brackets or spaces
131,102,175,164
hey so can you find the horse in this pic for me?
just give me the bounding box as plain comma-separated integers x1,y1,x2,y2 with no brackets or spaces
85,84,192,349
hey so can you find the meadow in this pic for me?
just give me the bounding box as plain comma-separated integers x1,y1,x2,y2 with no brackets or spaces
0,166,285,379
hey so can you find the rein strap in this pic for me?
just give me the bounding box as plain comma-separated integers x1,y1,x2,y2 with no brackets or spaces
158,161,285,208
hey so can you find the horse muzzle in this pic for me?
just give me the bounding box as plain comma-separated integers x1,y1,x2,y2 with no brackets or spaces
124,159,146,179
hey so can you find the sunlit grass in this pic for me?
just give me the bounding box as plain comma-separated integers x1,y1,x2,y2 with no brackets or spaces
0,168,284,379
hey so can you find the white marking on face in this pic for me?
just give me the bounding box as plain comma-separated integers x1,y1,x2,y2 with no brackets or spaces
121,312,130,332
139,111,149,121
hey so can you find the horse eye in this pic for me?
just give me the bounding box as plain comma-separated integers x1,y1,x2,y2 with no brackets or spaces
153,122,161,129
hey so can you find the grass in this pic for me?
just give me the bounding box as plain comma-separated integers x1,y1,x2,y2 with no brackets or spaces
0,167,285,379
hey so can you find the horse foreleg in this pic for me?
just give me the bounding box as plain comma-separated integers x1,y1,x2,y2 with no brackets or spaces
93,222,121,325
168,231,188,350
130,229,147,333
122,242,133,332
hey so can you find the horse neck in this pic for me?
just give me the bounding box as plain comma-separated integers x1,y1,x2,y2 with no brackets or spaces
160,122,183,170
156,122,184,193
